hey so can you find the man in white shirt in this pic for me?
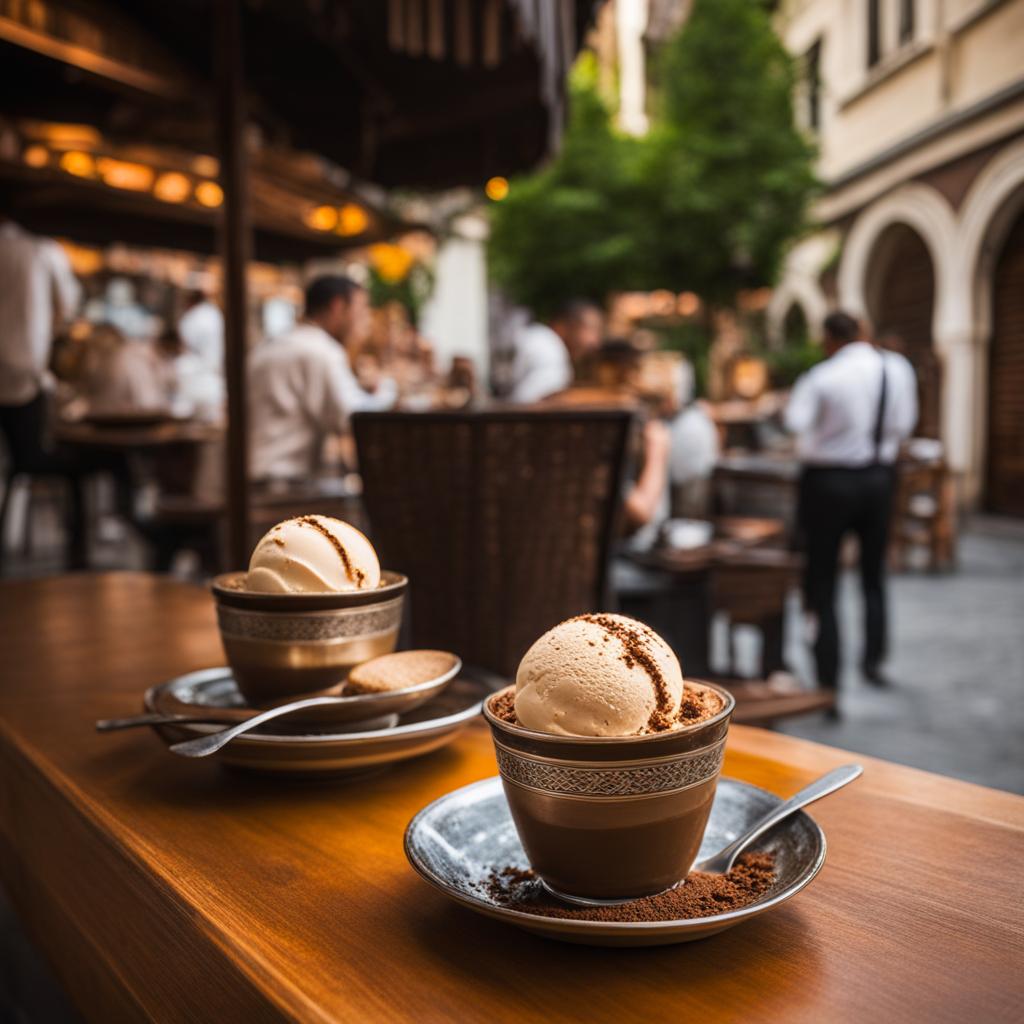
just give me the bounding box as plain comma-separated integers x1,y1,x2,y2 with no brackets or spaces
507,299,603,403
177,292,226,419
249,275,396,481
0,215,90,565
785,311,918,701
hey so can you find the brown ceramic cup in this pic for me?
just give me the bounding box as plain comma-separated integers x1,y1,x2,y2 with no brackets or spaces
211,571,407,706
483,681,734,902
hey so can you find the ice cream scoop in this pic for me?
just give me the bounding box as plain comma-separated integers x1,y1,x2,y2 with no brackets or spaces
246,515,381,593
514,613,685,736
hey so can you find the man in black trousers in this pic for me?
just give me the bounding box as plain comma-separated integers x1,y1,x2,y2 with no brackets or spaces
785,312,918,706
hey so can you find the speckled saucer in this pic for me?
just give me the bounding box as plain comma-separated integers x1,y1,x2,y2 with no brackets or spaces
405,776,826,946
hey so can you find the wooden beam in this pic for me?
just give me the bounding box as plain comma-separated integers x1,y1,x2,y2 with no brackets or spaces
217,0,251,571
0,15,187,100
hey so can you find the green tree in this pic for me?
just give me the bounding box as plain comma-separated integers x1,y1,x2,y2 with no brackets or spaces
639,0,818,305
487,1,817,332
487,56,641,318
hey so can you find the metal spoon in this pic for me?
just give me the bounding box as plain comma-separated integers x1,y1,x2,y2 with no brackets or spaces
97,711,248,731
694,763,863,874
167,696,367,757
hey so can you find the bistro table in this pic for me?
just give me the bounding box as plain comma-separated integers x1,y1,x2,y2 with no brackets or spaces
0,574,1021,1023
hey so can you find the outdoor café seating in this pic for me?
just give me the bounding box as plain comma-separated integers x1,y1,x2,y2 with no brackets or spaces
354,409,632,679
1,0,1022,1021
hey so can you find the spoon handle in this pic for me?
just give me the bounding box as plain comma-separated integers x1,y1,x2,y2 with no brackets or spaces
168,695,346,757
97,713,210,731
701,764,863,874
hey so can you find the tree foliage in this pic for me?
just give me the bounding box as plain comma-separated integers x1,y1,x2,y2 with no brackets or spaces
487,0,818,315
487,56,642,319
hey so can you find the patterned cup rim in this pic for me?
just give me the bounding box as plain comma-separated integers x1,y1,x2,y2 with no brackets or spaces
483,680,735,748
211,569,407,611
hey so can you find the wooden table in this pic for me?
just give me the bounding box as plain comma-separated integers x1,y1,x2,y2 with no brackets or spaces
55,420,224,450
0,575,1021,1023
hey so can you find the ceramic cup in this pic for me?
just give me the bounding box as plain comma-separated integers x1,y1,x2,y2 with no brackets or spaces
483,681,734,902
211,571,407,706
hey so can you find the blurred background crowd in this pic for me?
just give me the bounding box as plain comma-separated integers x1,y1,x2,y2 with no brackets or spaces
1,0,1022,793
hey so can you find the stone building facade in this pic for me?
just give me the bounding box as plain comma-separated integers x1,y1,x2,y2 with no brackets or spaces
770,0,1024,513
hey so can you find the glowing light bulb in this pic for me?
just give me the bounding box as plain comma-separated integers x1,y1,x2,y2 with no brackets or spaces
23,145,48,168
195,181,224,208
153,172,191,203
59,151,95,178
485,176,509,201
305,205,339,231
337,203,369,236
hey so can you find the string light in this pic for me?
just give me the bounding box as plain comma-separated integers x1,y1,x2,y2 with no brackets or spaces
677,292,700,316
195,181,224,207
305,205,339,231
97,158,154,191
22,145,48,168
337,203,369,235
59,151,95,178
485,176,509,201
153,172,192,203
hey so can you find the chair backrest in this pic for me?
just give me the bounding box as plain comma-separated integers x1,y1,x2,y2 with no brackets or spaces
353,409,633,678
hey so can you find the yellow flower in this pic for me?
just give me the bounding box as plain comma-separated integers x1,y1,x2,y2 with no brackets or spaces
370,243,414,283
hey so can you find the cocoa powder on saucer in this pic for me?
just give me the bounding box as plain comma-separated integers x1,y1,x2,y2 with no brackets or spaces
481,852,775,922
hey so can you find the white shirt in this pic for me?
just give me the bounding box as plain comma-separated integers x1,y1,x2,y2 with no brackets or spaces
248,323,396,480
785,341,918,466
0,222,81,404
178,300,224,374
508,323,572,403
669,404,720,484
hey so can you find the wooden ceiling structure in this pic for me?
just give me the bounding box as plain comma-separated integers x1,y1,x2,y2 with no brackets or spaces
0,0,598,566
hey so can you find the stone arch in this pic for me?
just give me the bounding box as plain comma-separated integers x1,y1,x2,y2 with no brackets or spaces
958,138,1024,512
766,278,828,347
767,233,835,346
838,183,971,470
837,183,963,346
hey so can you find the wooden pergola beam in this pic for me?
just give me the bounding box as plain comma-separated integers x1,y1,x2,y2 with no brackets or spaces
217,0,251,572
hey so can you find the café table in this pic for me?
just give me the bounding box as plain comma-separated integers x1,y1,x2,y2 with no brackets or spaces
0,574,1021,1023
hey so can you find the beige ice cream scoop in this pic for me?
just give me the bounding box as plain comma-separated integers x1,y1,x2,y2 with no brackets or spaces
514,613,684,736
247,515,381,593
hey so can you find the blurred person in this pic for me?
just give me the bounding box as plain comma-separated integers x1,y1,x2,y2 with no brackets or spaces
154,327,222,420
178,290,224,373
785,311,918,700
0,212,91,564
249,275,396,482
508,299,603,403
667,359,719,519
176,290,225,417
81,325,167,415
548,339,671,552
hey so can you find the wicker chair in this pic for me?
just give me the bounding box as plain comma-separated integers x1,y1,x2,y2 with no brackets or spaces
353,409,633,679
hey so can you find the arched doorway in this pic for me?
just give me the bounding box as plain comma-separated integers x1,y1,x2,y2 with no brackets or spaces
867,223,939,438
987,208,1024,516
783,302,809,346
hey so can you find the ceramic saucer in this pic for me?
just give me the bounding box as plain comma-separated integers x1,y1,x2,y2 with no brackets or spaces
149,654,460,728
405,776,826,946
144,670,487,776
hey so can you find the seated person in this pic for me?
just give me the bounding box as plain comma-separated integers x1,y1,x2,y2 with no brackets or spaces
507,300,603,403
80,324,168,416
668,359,719,519
249,275,395,483
546,339,671,552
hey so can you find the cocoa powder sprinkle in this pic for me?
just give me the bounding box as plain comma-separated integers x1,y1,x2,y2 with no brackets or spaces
575,614,674,731
295,515,365,586
481,852,775,922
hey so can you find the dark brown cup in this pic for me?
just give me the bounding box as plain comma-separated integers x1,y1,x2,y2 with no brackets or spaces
483,681,734,902
211,571,407,706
